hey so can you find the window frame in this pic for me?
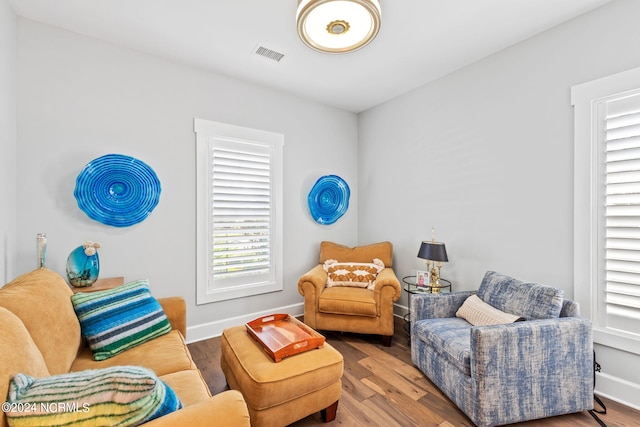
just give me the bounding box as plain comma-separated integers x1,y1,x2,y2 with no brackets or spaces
194,119,284,305
572,66,640,356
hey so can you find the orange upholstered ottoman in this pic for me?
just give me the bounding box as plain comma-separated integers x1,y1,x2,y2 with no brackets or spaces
220,325,343,427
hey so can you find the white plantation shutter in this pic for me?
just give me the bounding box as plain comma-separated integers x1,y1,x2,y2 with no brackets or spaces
603,93,640,332
211,142,272,280
195,119,283,304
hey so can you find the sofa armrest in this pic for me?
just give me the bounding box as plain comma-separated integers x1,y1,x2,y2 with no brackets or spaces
470,317,593,425
143,390,250,427
373,268,401,302
297,264,327,297
410,291,475,324
157,297,186,338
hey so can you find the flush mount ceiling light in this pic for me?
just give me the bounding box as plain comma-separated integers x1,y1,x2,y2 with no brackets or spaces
296,0,381,54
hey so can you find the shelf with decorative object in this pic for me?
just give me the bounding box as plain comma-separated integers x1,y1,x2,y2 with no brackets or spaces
69,276,124,294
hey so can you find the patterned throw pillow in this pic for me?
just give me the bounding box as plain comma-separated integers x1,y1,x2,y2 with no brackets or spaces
323,258,385,290
456,294,523,326
4,366,182,427
71,279,172,361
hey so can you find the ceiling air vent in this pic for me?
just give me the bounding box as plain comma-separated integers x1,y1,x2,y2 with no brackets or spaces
253,45,285,62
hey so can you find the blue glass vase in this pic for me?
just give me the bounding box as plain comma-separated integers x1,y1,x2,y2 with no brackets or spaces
66,245,100,287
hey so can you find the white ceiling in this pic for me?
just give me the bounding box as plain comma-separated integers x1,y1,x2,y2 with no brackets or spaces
9,0,611,113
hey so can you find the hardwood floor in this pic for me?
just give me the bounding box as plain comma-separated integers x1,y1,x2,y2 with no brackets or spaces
187,317,640,426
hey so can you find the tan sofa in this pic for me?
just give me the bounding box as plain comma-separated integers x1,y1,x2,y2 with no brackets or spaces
0,268,250,427
298,241,401,346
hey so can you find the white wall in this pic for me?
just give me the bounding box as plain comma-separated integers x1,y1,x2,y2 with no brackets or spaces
16,18,359,336
358,0,640,409
0,0,16,283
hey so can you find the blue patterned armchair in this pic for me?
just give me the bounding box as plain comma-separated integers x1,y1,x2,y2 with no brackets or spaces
411,271,593,427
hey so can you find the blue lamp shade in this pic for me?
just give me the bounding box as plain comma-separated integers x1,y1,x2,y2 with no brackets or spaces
417,241,449,262
74,154,161,227
307,175,350,225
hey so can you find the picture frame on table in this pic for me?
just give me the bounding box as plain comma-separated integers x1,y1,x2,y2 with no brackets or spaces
416,270,429,288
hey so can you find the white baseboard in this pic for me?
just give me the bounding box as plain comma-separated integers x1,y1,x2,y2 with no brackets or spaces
394,302,408,318
188,302,409,344
595,371,640,411
185,302,304,344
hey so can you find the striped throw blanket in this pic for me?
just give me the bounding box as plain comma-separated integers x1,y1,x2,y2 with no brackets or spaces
71,279,172,361
5,366,182,426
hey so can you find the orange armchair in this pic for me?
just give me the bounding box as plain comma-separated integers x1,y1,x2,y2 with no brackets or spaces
297,241,401,346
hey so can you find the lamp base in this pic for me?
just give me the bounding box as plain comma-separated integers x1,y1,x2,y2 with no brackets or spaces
429,282,442,293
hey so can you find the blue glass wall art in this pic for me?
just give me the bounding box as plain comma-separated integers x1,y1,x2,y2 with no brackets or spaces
308,175,350,225
74,154,161,227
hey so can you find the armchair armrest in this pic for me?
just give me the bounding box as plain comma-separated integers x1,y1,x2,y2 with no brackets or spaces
373,268,401,301
297,265,327,329
470,317,593,425
297,264,327,297
157,297,186,338
144,390,250,426
411,291,475,324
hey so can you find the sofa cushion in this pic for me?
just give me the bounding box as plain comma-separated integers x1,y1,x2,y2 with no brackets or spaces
414,318,472,375
456,294,523,326
71,279,172,361
323,258,385,289
0,307,51,427
318,287,377,317
71,329,197,376
319,241,393,267
560,299,581,318
0,268,81,375
159,370,212,406
5,366,182,426
477,271,563,320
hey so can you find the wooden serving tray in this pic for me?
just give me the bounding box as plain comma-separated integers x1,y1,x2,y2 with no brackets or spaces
245,314,325,362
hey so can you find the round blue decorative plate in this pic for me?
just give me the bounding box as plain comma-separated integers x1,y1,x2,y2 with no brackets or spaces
308,175,350,225
74,154,161,227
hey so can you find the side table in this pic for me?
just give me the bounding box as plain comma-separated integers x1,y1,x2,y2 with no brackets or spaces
69,276,124,293
402,275,452,341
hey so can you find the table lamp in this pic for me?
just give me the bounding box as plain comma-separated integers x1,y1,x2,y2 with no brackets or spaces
417,232,449,293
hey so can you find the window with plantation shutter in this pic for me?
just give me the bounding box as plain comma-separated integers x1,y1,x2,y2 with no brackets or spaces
573,67,640,356
194,119,284,304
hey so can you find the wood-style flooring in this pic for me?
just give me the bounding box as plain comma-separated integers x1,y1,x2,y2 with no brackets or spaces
187,316,640,427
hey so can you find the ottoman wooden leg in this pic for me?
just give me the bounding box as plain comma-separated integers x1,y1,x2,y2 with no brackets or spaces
321,400,339,422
